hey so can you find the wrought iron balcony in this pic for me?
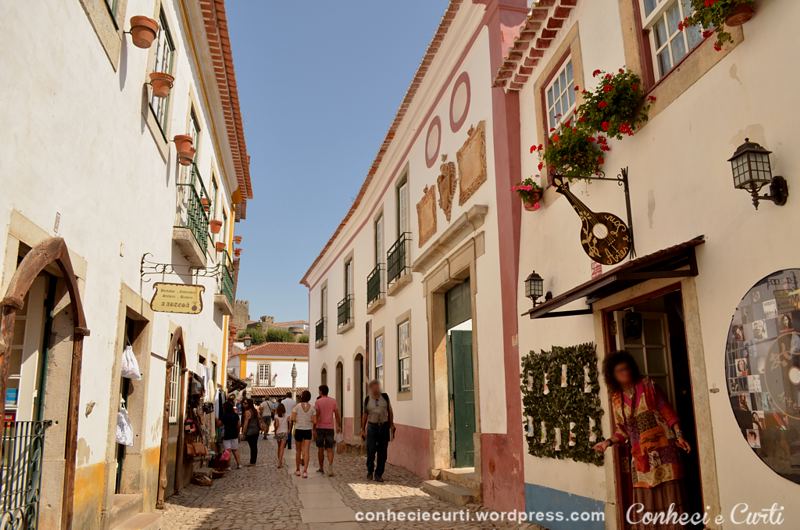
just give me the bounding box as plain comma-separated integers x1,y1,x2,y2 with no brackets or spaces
387,232,411,287
214,249,235,315
315,318,326,345
367,264,384,309
337,295,353,329
173,163,211,267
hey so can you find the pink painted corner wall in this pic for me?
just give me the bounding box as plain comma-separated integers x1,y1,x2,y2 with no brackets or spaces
387,423,431,479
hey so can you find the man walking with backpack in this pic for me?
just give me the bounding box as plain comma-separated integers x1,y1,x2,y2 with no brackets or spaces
361,380,395,482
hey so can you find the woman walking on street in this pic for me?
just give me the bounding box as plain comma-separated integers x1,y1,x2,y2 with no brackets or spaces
274,403,289,468
220,394,241,469
291,390,316,478
241,399,263,466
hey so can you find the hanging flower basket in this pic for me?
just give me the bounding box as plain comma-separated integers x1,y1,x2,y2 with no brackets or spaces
149,72,174,98
234,248,242,257
513,178,544,212
533,123,607,180
682,0,755,51
215,241,226,252
129,16,159,49
200,197,211,212
233,235,242,244
209,219,223,234
576,69,653,140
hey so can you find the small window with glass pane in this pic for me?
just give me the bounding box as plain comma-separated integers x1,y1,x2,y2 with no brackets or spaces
544,58,576,131
640,0,704,80
149,8,176,133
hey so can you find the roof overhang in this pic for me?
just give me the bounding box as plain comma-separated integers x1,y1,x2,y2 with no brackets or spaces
524,236,705,319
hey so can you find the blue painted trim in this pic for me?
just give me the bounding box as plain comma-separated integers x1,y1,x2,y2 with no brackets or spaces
524,483,606,530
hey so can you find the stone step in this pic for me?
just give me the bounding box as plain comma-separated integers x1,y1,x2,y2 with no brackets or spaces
439,467,480,496
110,512,162,530
422,479,476,506
108,494,142,527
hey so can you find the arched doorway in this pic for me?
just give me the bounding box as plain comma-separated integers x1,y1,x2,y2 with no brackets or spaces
353,354,363,436
335,362,344,413
0,237,89,530
321,366,328,386
156,327,187,508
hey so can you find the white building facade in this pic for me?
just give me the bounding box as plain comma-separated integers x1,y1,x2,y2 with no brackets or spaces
0,0,252,528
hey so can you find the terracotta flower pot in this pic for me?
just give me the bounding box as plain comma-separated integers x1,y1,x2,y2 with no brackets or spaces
209,220,223,234
725,3,755,26
234,248,242,257
149,72,174,98
234,236,242,244
523,199,541,212
129,16,159,49
215,241,226,252
200,197,211,212
174,134,193,152
177,146,196,167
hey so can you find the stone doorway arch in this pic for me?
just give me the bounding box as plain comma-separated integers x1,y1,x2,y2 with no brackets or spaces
156,327,187,508
0,237,89,530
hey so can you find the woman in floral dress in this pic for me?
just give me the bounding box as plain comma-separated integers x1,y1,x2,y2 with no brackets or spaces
593,351,691,529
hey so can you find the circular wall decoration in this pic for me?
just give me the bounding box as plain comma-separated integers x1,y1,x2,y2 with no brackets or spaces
725,269,800,484
449,72,471,132
425,116,441,168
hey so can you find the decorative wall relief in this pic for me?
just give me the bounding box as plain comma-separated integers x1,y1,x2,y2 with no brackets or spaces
436,155,457,222
457,121,487,206
416,185,437,247
520,342,604,465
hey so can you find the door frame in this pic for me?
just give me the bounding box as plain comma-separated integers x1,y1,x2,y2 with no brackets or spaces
156,326,187,508
353,351,364,437
592,278,722,529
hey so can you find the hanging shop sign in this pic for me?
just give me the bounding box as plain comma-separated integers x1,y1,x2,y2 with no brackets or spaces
725,269,800,484
150,282,205,315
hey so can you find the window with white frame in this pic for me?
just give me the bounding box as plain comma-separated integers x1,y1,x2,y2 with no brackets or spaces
398,320,411,392
168,351,181,423
374,334,384,388
257,363,272,387
640,0,703,80
149,8,175,132
396,176,409,237
374,214,384,265
545,58,576,131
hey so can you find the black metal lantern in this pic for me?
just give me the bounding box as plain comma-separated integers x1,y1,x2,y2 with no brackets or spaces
728,138,788,209
243,334,252,348
525,271,545,307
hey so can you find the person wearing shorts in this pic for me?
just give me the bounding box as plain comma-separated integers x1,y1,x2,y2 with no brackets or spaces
291,390,315,478
314,384,341,476
221,394,241,469
273,403,289,468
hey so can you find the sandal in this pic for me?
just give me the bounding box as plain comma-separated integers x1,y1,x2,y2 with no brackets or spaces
295,470,301,476
302,471,308,478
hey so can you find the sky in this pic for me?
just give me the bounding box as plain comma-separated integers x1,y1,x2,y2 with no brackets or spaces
227,1,449,323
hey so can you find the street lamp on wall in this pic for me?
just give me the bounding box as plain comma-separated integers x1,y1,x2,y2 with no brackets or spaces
525,271,552,308
243,335,252,348
728,138,789,209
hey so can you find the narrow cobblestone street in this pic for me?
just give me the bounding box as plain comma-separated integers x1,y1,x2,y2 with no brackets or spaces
162,437,535,529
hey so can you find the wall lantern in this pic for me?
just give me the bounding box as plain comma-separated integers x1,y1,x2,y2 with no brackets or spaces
728,138,789,209
525,271,551,307
243,335,252,348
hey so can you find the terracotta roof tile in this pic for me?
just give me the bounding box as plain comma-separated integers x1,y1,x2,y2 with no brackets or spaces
234,342,309,358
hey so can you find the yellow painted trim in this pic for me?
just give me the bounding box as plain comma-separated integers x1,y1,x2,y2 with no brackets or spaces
239,354,247,379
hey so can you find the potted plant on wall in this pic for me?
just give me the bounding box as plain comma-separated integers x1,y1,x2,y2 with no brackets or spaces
129,16,159,49
234,248,242,257
534,123,608,180
682,0,756,50
209,219,223,234
149,72,174,98
174,135,195,166
200,197,211,212
576,68,654,140
233,235,242,244
513,178,545,211
215,241,226,252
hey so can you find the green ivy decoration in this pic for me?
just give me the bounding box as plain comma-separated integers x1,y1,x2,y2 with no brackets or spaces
520,342,604,466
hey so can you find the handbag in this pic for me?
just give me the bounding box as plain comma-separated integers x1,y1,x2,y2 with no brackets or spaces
120,345,142,380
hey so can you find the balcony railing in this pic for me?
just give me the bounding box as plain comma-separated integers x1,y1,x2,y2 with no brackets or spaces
315,318,326,344
387,232,411,285
175,163,211,253
218,249,235,305
337,295,352,328
367,264,384,306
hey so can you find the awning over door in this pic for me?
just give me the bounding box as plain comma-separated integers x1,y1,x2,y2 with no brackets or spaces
524,236,705,319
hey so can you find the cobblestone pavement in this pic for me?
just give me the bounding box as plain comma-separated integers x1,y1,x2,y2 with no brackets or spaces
162,437,537,529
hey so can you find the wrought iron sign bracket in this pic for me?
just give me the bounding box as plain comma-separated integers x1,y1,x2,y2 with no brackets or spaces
140,253,223,284
576,167,636,259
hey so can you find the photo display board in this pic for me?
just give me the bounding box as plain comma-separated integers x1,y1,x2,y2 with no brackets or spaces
726,269,800,483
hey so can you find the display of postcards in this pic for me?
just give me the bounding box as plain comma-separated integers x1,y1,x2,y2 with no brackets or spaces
775,289,800,313
752,410,766,430
747,375,763,393
746,428,761,449
731,324,746,344
763,299,779,320
752,319,770,341
729,376,749,395
736,393,752,411
735,357,750,376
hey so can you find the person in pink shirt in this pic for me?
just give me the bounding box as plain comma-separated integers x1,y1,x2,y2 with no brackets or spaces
314,384,341,476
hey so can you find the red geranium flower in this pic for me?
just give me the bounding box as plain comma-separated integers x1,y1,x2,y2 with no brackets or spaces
598,101,608,109
530,145,537,153
601,121,609,131
603,84,613,93
592,69,601,77
551,134,560,143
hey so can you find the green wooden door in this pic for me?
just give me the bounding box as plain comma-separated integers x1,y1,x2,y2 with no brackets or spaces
448,330,475,467
445,281,475,468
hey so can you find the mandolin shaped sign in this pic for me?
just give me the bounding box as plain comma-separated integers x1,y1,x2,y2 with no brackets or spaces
553,176,631,265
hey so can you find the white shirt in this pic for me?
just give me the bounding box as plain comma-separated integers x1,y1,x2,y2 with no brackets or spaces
274,414,289,434
292,403,315,430
281,398,296,419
